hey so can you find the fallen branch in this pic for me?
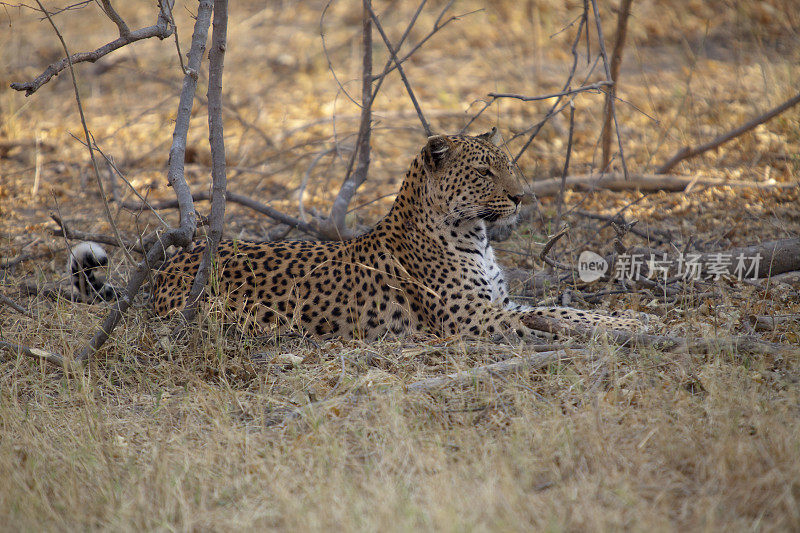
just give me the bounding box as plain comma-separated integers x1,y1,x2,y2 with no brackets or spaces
406,348,589,392
0,340,66,367
10,1,174,96
0,294,32,318
1,249,56,270
525,172,797,197
19,281,78,302
657,90,800,174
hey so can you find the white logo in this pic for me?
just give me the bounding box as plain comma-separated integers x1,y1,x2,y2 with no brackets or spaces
578,251,608,282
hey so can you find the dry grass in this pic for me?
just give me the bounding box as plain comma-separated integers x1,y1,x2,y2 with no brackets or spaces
1,0,799,530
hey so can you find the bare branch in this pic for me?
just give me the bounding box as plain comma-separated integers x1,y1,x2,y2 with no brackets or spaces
372,1,475,82
657,91,800,174
489,81,611,102
0,294,32,318
367,5,431,136
100,0,129,38
514,1,588,163
552,101,576,235
600,0,632,170
589,0,628,179
50,213,144,253
10,1,173,96
0,340,66,367
181,0,228,325
322,0,373,240
77,0,213,362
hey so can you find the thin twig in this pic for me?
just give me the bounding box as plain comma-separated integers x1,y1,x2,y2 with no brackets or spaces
50,213,144,253
490,82,612,102
514,0,588,163
657,91,800,174
553,101,576,236
589,0,628,179
322,0,373,240
326,0,428,228
539,226,576,272
368,5,431,136
116,190,316,235
600,0,632,170
10,1,173,95
0,340,66,367
99,0,129,37
0,294,32,318
372,2,476,82
298,148,336,222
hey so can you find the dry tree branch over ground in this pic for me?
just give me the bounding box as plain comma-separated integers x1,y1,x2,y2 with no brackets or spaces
1,0,800,529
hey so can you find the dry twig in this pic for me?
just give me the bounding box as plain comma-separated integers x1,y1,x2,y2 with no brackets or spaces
657,91,800,174
600,0,633,170
553,101,576,235
0,340,65,366
10,1,174,96
514,0,589,163
0,294,32,318
367,4,431,136
589,0,628,178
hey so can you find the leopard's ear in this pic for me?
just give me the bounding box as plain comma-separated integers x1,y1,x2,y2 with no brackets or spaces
423,135,453,172
477,127,502,146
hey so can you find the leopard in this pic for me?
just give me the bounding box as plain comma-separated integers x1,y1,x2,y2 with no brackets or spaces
146,129,646,341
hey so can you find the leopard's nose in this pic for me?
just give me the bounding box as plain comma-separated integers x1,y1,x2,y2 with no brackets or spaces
507,193,523,205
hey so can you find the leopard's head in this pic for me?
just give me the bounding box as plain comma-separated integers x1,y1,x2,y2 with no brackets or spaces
419,129,524,226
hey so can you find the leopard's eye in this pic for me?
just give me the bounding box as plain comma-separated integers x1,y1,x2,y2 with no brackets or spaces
475,166,491,176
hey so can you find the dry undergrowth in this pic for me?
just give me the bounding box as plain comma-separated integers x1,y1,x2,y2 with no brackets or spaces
1,0,799,530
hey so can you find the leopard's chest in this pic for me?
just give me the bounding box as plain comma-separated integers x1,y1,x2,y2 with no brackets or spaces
477,243,507,303
446,225,508,305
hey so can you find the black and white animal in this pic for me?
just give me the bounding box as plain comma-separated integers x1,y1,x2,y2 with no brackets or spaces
66,242,118,302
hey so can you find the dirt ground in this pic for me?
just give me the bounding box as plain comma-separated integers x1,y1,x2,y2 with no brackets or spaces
1,0,799,530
